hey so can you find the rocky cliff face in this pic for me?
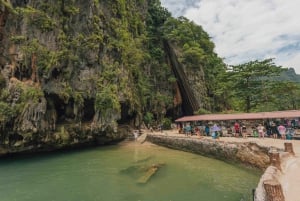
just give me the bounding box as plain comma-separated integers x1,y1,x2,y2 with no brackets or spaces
0,0,222,155
0,0,148,154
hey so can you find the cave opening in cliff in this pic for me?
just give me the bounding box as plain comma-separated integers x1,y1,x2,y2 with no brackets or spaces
14,62,31,81
45,94,95,124
117,102,135,125
45,93,72,124
166,105,183,121
82,98,95,122
51,68,60,79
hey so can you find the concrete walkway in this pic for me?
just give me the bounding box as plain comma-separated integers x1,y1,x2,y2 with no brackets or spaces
152,129,300,153
146,130,300,201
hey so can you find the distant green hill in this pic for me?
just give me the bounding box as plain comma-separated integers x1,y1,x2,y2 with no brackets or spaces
275,68,300,82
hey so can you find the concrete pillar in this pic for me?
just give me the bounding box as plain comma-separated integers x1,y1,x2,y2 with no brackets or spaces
284,142,295,156
263,179,285,201
269,152,281,171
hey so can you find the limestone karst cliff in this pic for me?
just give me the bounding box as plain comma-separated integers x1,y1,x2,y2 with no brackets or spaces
0,0,225,154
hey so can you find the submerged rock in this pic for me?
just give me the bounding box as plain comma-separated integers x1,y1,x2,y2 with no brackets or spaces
120,162,165,184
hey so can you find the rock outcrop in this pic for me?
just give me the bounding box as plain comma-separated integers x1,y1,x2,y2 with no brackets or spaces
146,134,272,169
0,1,224,155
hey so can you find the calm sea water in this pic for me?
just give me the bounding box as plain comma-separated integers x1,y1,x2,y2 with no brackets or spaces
0,142,260,201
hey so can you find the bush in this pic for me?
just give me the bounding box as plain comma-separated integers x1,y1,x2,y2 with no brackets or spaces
143,112,154,127
162,118,172,130
195,108,211,115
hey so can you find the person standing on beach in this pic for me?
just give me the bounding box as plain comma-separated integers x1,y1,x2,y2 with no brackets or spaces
234,122,240,137
133,130,138,141
257,124,265,139
271,123,278,139
241,124,247,138
278,124,286,140
205,125,210,136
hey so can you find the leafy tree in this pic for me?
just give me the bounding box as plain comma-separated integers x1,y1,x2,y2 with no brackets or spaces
226,58,285,112
270,82,300,110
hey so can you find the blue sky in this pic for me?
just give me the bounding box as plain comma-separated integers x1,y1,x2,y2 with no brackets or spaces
161,0,300,73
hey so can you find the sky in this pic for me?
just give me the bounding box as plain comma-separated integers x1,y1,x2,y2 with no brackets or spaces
161,0,300,73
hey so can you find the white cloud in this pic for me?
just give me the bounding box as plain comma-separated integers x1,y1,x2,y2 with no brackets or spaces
161,0,199,17
163,0,300,73
277,52,300,70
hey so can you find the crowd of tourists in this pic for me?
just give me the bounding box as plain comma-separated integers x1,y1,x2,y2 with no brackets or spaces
178,119,298,140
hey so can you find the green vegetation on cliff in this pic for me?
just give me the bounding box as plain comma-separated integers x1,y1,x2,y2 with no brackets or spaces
1,0,223,149
0,0,299,153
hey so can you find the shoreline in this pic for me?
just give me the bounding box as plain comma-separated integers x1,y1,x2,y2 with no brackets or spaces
145,130,300,201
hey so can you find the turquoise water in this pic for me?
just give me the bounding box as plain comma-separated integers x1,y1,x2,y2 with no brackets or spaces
0,142,260,201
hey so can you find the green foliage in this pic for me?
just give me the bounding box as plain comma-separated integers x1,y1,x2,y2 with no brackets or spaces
63,4,80,15
10,82,44,104
9,35,26,44
161,15,227,112
146,0,170,62
195,108,211,115
162,117,172,129
56,83,72,104
0,0,17,14
73,92,84,107
16,6,56,32
167,76,177,83
4,0,266,130
0,88,9,100
143,112,154,126
95,85,121,114
273,68,300,83
0,101,16,124
219,58,288,112
181,46,206,67
156,91,172,109
0,82,44,125
146,0,171,30
163,17,214,53
23,87,44,103
15,38,61,76
262,81,300,111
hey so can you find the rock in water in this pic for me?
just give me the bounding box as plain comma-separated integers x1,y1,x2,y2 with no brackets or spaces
137,163,165,184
